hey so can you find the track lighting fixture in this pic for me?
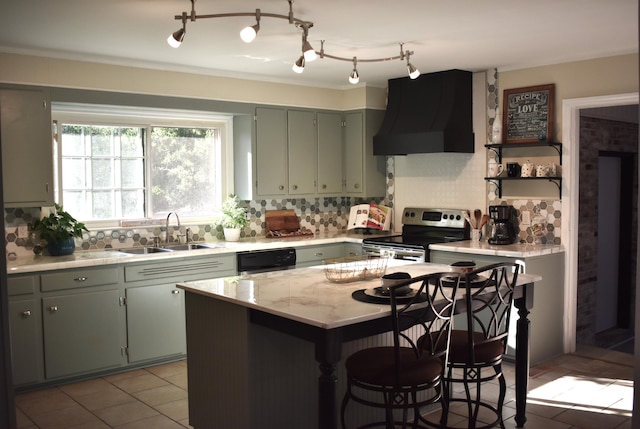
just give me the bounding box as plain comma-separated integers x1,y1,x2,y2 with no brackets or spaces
167,0,420,82
349,57,359,84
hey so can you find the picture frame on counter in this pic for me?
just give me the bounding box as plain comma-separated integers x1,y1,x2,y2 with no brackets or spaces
503,83,555,143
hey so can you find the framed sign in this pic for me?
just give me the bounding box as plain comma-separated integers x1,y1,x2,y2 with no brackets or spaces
503,84,555,143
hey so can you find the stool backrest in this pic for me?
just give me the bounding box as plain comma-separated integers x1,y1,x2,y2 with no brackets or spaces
460,262,520,364
389,272,462,385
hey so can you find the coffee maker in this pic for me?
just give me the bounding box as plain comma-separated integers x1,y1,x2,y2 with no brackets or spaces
488,205,517,245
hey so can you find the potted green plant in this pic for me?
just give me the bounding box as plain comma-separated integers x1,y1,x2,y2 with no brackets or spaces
214,194,248,241
30,204,89,256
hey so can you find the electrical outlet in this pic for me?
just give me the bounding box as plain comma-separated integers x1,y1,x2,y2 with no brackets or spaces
18,225,29,238
521,210,531,225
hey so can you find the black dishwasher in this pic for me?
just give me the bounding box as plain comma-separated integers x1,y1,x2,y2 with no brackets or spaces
236,247,297,274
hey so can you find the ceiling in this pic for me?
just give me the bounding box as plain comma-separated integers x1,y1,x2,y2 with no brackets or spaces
0,0,637,89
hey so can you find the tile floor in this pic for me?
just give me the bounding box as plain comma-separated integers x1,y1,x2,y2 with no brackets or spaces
14,345,634,429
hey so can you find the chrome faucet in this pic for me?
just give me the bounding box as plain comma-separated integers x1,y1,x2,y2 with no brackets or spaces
165,212,181,243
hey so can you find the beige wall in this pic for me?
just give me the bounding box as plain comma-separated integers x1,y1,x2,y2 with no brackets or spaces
0,52,387,111
499,54,639,142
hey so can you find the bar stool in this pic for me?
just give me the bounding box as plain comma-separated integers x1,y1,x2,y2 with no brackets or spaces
439,262,520,429
340,272,462,429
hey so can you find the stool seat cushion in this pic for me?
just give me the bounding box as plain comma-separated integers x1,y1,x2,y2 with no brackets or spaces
448,330,505,364
345,346,442,387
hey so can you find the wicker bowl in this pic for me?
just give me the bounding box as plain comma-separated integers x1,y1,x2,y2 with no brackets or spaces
323,254,389,283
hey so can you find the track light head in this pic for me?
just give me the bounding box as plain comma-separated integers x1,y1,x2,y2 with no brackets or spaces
240,9,261,43
167,28,185,48
302,39,316,62
407,62,420,79
292,55,305,73
240,24,259,43
349,57,359,84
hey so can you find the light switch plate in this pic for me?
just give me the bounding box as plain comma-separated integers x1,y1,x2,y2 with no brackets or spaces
521,210,531,225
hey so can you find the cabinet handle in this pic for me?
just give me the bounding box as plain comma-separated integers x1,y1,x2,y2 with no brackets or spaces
279,185,284,190
314,252,323,256
74,277,88,282
171,290,180,295
21,310,31,317
43,100,47,110
49,306,58,312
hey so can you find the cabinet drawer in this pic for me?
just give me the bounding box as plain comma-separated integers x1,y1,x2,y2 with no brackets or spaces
8,276,37,296
125,255,235,283
296,244,344,264
41,268,119,292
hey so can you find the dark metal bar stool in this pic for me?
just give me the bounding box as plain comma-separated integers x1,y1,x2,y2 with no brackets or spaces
341,272,462,429
438,262,520,429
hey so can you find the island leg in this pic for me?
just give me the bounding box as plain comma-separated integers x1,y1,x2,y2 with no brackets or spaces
315,330,343,429
514,282,533,427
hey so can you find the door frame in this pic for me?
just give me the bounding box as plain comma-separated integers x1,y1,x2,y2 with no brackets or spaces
562,92,639,353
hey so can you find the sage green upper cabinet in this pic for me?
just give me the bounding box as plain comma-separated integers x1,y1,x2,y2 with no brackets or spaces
344,110,386,197
0,87,54,207
256,107,288,196
288,110,317,195
317,112,343,194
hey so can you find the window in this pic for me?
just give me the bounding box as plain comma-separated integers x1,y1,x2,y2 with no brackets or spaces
53,104,232,226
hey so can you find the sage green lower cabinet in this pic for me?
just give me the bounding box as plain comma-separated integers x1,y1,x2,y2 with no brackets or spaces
123,254,236,364
8,275,42,387
295,243,345,268
42,288,123,379
126,283,186,363
8,298,41,386
343,242,364,257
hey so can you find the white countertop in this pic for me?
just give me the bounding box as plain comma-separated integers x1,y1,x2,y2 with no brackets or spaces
5,231,381,274
178,260,541,330
429,240,564,258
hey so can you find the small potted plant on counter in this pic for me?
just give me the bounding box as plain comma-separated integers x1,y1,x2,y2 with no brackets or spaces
30,203,89,256
214,194,248,241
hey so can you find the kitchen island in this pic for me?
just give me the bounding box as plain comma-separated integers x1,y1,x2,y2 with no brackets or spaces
178,261,540,429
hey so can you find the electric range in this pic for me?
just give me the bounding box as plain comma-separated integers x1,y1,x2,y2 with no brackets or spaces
362,207,470,262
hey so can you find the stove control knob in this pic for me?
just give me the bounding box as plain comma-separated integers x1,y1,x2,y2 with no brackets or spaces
456,215,461,220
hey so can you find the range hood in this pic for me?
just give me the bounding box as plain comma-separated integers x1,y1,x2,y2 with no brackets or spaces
373,69,474,155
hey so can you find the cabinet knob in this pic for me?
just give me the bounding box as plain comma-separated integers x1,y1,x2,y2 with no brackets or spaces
354,183,360,189
49,306,58,312
279,185,285,191
171,290,180,295
322,184,327,189
74,277,88,282
292,185,298,190
21,310,31,317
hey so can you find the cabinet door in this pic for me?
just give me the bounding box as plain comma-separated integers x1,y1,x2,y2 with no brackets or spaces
0,88,54,207
288,110,316,195
126,283,186,363
344,112,364,194
42,289,122,379
317,112,343,194
256,107,287,196
8,298,42,386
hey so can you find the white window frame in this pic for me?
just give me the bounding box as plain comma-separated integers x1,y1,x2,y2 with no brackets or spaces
52,103,234,229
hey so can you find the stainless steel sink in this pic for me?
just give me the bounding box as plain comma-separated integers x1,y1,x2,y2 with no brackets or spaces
118,247,174,254
164,243,219,251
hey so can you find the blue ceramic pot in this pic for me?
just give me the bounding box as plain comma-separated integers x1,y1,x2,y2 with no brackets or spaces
47,237,76,256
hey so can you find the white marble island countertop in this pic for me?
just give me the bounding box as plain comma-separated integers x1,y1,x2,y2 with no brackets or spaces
178,260,541,330
430,240,565,258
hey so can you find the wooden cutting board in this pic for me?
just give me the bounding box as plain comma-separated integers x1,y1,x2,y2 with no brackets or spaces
265,209,314,238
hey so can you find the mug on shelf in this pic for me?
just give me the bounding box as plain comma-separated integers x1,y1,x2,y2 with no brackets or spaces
507,162,521,177
521,160,535,177
487,162,504,178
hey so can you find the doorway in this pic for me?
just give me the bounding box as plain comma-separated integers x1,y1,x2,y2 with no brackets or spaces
595,152,636,353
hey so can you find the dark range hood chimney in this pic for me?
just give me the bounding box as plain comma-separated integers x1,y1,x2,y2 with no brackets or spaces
373,69,474,155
